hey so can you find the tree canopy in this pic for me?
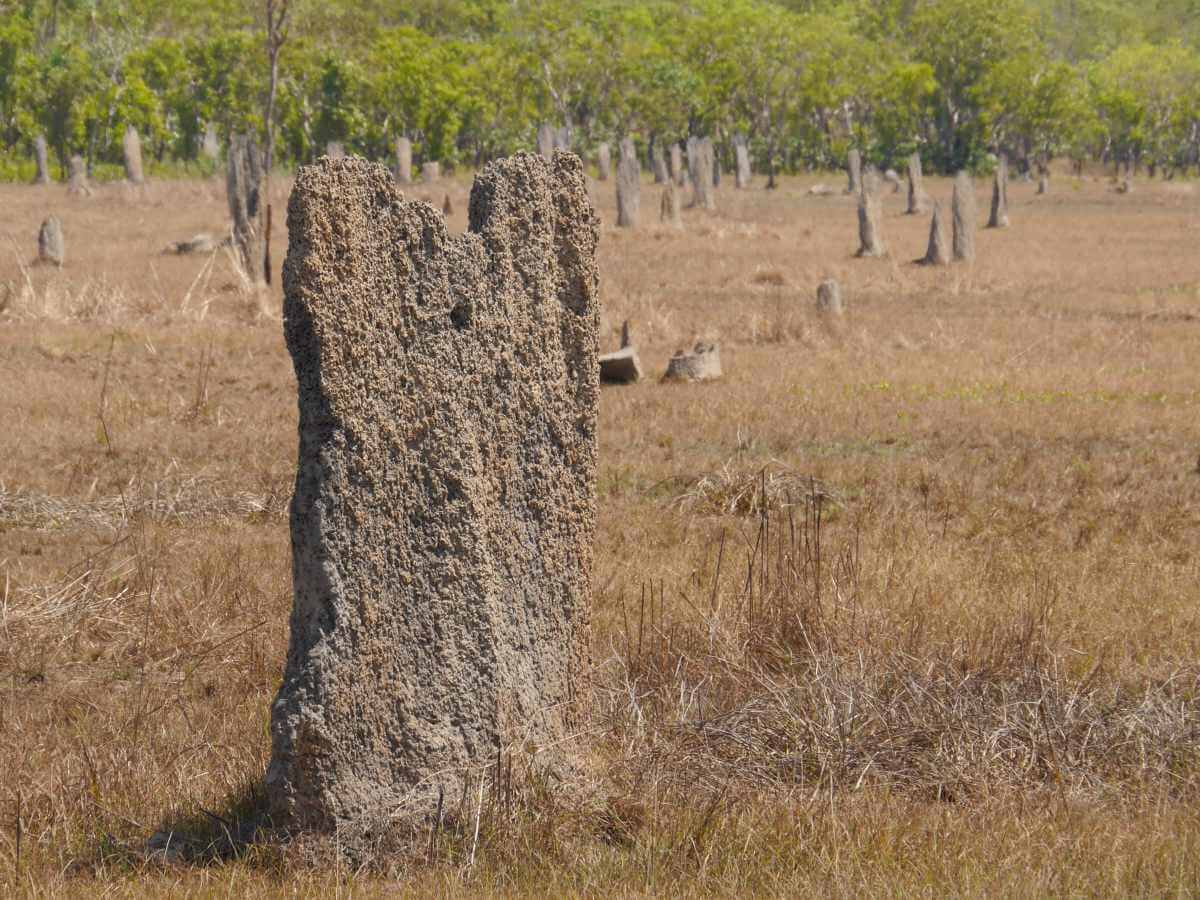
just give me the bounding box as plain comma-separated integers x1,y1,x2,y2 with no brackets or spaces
3,0,1200,179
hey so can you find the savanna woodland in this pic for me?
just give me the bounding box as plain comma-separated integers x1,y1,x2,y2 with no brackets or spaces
5,0,1200,179
3,0,1200,896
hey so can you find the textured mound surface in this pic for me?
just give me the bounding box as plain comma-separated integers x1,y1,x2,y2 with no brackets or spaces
267,153,600,834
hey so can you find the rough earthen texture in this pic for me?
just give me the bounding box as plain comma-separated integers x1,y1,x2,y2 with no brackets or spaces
856,171,886,258
596,143,610,181
988,155,1009,228
906,153,926,214
692,139,715,211
664,342,722,382
396,137,413,184
616,152,640,228
268,153,599,835
227,134,264,284
921,202,950,266
952,171,976,262
38,216,64,267
734,136,751,189
67,155,91,197
538,124,555,159
660,182,681,228
846,149,862,195
124,125,145,185
816,279,842,315
33,135,50,186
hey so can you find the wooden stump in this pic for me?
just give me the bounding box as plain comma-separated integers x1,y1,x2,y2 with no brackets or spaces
226,133,265,284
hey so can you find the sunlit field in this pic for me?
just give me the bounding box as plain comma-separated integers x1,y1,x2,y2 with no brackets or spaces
2,163,1199,896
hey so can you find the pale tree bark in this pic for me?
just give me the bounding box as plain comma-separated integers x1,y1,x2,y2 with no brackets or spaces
263,0,292,286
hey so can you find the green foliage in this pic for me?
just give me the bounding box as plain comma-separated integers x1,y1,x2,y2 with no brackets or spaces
2,0,1200,178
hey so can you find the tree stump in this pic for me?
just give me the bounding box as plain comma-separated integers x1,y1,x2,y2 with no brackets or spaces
856,171,886,258
846,148,862,195
660,182,682,228
663,342,722,382
734,135,751,189
226,134,265,285
816,279,842,315
267,153,599,835
920,202,950,266
37,217,64,267
123,125,145,185
596,143,611,181
952,172,976,262
616,151,641,228
396,137,413,184
988,155,1010,228
67,155,92,197
423,161,440,183
33,135,50,186
906,152,927,214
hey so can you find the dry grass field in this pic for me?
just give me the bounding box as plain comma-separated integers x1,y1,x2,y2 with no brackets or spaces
1,162,1199,896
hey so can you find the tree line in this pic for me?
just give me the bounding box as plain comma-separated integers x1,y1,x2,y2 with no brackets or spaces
2,0,1200,181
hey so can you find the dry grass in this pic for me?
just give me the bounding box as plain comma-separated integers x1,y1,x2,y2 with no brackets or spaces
1,166,1199,895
